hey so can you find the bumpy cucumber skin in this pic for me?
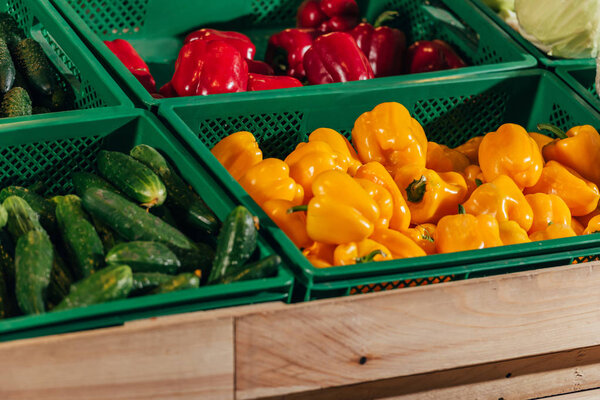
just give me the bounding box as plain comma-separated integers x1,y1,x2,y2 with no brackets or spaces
72,171,121,197
130,272,174,296
0,86,31,118
106,241,181,274
208,206,258,284
130,144,220,235
55,195,104,279
53,265,133,311
46,252,73,308
3,195,43,240
151,273,200,294
0,13,24,51
0,38,15,94
96,150,166,208
0,186,57,234
13,38,58,97
220,254,281,284
15,229,53,315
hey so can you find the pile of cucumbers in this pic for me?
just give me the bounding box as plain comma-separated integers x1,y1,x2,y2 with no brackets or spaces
0,12,74,118
0,144,280,318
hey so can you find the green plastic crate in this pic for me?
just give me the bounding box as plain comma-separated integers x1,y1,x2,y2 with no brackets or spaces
51,0,535,110
556,66,600,112
0,108,293,342
470,0,595,68
159,68,600,300
0,0,132,122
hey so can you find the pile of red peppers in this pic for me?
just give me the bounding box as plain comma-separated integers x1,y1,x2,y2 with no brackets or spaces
104,0,467,98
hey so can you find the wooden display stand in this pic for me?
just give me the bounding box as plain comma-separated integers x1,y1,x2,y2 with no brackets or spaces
3,261,600,400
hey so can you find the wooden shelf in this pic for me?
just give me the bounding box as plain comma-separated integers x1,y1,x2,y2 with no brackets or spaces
3,261,600,400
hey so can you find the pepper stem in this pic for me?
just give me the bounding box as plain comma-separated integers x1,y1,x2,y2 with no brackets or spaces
537,123,568,139
406,175,427,203
356,250,385,264
287,205,308,214
458,204,466,214
374,10,399,28
421,227,434,243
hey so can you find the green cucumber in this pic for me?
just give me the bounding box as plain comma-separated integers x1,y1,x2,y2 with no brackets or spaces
0,203,7,229
96,150,166,208
130,144,219,235
3,195,43,240
150,205,180,229
13,38,58,97
38,80,75,112
208,206,258,284
72,171,121,197
0,86,31,118
55,195,104,279
0,186,56,234
46,252,73,308
90,214,120,253
0,266,7,318
53,265,133,311
28,181,48,194
15,229,53,315
151,272,200,294
220,254,281,284
106,241,180,274
0,38,15,94
0,13,24,51
130,272,173,296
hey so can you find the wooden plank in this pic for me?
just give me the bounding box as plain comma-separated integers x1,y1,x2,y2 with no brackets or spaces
0,311,237,400
540,388,600,400
236,261,600,399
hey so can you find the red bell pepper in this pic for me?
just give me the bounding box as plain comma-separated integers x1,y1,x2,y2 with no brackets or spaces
247,73,303,91
159,81,177,98
171,40,248,96
297,0,360,33
265,28,316,79
406,40,467,74
303,32,374,85
184,28,256,60
104,39,156,93
246,59,275,75
349,22,406,77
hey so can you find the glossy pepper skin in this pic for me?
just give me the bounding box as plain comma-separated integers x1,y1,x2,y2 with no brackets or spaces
184,29,256,60
333,239,392,265
529,131,553,152
298,170,380,244
406,40,467,74
211,131,263,181
265,28,316,79
355,161,411,231
499,220,531,245
572,217,585,235
405,223,437,255
461,165,484,199
395,165,468,225
105,39,156,93
297,0,360,33
263,199,312,249
529,223,576,242
583,215,600,235
371,228,426,259
436,213,503,253
284,141,348,202
541,124,600,187
302,242,336,268
453,136,483,165
304,32,374,85
308,128,362,175
159,81,177,98
352,102,428,172
426,142,470,173
171,40,248,96
238,158,304,206
524,161,600,217
577,208,600,228
247,73,303,91
463,175,534,232
349,22,406,77
479,123,544,189
525,193,571,234
356,178,394,230
246,59,275,75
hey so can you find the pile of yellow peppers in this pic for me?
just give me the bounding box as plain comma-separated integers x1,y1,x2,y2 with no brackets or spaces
211,102,600,268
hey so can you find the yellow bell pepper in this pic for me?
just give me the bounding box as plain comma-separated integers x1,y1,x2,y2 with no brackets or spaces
405,223,437,255
478,123,543,189
285,141,348,202
263,199,313,249
394,165,467,225
524,161,600,216
453,136,483,165
541,124,600,187
525,193,571,234
333,239,392,266
572,217,585,235
302,242,336,268
529,131,553,152
529,223,576,241
498,221,531,245
355,161,411,231
577,207,600,228
583,215,600,235
426,142,470,173
355,178,393,230
238,158,304,206
290,170,380,245
211,131,263,180
436,212,503,253
309,128,362,176
370,228,427,259
351,102,427,171
461,164,484,199
462,174,534,232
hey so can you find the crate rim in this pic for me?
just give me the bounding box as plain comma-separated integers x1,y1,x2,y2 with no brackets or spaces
555,65,600,113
